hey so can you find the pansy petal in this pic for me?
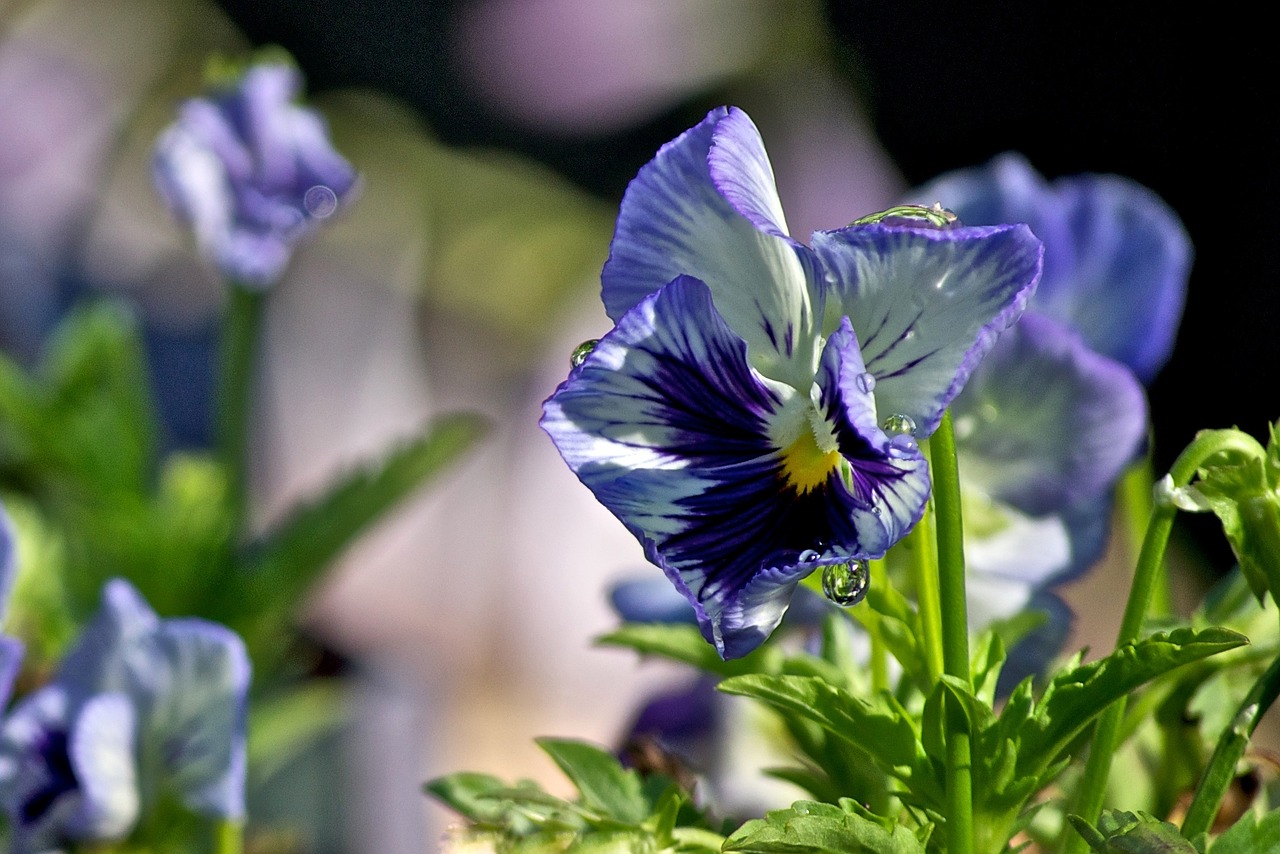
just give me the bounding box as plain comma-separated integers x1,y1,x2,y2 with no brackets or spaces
544,278,894,657
601,107,819,388
132,620,251,819
0,505,16,621
58,579,159,693
812,222,1042,436
905,152,1075,289
1039,174,1191,381
67,693,139,842
610,577,698,625
953,311,1146,515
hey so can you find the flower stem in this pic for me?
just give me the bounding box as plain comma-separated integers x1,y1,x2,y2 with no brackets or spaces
905,491,944,685
218,284,265,534
867,558,890,693
930,410,974,854
215,819,246,854
1064,429,1269,854
1181,640,1280,838
1118,461,1170,616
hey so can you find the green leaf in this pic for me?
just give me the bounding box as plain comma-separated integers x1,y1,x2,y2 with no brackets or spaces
1068,810,1198,853
724,800,926,853
596,623,783,677
239,413,487,618
1195,434,1280,605
1208,808,1280,854
247,680,350,785
718,675,926,782
536,738,649,825
1011,627,1248,784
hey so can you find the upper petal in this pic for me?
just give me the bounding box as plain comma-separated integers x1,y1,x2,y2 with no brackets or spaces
1039,174,1191,381
811,222,1043,437
58,579,159,694
601,107,820,388
952,311,1147,515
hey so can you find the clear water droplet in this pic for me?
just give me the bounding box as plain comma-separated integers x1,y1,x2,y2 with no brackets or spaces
304,185,339,218
821,560,869,607
882,413,916,436
823,271,837,285
1152,474,1212,512
798,549,822,563
889,433,919,454
570,339,599,368
855,372,876,394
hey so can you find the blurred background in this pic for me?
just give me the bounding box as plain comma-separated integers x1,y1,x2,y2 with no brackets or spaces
0,1,1270,850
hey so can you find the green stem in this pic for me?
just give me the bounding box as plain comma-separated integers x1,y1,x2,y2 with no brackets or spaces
1119,461,1170,616
215,819,246,854
1181,644,1280,838
1064,429,1268,854
905,493,944,685
930,411,974,854
218,284,265,534
867,558,890,694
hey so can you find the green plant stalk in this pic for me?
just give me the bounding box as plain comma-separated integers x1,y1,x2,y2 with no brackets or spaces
217,284,265,534
216,819,245,854
867,558,890,693
1119,461,1169,616
1064,429,1269,854
930,410,974,854
905,488,945,685
1180,648,1280,838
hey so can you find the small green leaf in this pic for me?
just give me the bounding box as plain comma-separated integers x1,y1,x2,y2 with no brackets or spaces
536,738,648,825
1012,627,1248,784
596,623,782,677
1069,810,1198,853
247,680,349,785
724,800,926,853
1195,436,1280,605
1208,808,1280,854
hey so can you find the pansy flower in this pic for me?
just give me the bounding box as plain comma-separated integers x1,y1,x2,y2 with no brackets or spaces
152,60,359,288
904,153,1190,646
0,578,250,852
543,107,1043,658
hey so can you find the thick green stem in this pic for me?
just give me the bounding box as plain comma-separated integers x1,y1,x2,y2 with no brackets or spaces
215,819,245,854
1181,646,1280,838
1065,429,1268,854
217,285,265,534
905,495,945,685
867,558,890,693
1119,462,1170,616
930,411,974,854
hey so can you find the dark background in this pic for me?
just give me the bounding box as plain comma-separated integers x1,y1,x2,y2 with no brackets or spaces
213,0,1275,565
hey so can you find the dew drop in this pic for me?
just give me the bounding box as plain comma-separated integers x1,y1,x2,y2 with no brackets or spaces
882,413,916,436
570,339,599,368
823,271,837,285
798,549,822,563
822,560,869,607
303,185,339,218
855,372,876,394
889,433,919,454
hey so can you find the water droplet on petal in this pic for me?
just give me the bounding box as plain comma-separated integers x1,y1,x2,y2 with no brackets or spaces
798,549,822,563
855,372,876,394
889,434,919,454
304,185,339,218
882,413,916,436
1152,473,1212,512
570,339,599,368
822,560,869,607
823,271,837,285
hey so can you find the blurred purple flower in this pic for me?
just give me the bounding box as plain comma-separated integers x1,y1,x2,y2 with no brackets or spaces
903,155,1189,650
0,507,20,709
152,61,358,288
542,106,1042,658
0,579,250,852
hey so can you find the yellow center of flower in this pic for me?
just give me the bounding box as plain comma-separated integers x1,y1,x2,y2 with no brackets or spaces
781,426,842,493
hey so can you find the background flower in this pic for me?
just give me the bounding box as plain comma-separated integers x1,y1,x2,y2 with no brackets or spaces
152,59,359,287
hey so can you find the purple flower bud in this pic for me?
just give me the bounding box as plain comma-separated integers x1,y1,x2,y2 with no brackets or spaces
152,61,359,288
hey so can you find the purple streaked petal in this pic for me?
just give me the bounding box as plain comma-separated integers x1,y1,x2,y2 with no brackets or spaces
601,107,820,388
953,311,1146,515
1039,174,1191,381
0,505,15,622
811,222,1042,437
65,693,139,841
130,619,250,819
58,579,159,692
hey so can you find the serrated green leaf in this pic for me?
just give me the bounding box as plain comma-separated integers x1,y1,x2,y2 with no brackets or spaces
718,675,924,779
724,800,926,853
1208,808,1280,854
596,623,782,677
1195,440,1280,605
1069,810,1198,853
1011,628,1248,783
240,413,486,617
536,738,648,825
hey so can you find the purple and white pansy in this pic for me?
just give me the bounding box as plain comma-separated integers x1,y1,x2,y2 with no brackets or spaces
0,577,250,852
152,60,359,288
542,107,1043,658
905,154,1190,639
